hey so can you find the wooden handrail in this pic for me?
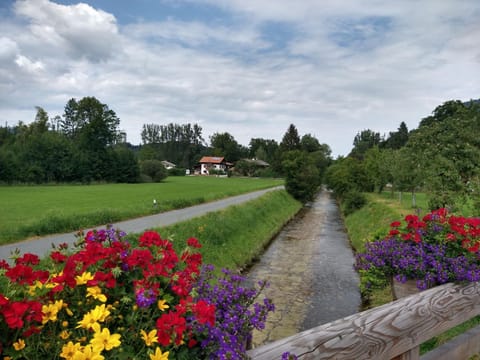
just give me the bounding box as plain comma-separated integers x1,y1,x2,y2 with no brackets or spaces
247,282,480,359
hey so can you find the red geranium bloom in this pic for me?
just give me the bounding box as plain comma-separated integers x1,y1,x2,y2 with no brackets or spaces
16,253,40,266
3,301,30,329
50,251,68,263
390,221,401,228
139,231,162,247
193,300,215,326
187,237,202,248
156,311,187,346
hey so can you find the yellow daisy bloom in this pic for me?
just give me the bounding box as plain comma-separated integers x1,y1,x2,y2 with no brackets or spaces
42,300,64,324
75,271,94,285
140,329,158,346
157,299,169,312
59,330,70,340
76,305,110,330
90,327,121,352
60,341,81,359
149,347,169,360
71,345,104,360
86,286,107,303
13,339,25,351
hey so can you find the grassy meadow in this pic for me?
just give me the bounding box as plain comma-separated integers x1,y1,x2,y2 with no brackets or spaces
0,176,283,245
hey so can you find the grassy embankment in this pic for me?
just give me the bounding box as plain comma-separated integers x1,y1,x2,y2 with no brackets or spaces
344,191,480,354
0,177,283,245
126,189,302,272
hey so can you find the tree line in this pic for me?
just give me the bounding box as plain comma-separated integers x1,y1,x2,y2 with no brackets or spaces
325,99,480,214
0,96,332,202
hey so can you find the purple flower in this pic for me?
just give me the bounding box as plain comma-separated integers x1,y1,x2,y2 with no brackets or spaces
192,265,275,359
135,288,156,308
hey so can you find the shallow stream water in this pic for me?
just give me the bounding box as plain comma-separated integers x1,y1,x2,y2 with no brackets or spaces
246,190,361,347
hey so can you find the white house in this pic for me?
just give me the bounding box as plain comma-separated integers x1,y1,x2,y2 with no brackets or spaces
198,156,230,175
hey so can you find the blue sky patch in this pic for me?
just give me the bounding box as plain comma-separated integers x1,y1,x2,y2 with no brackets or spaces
329,16,393,50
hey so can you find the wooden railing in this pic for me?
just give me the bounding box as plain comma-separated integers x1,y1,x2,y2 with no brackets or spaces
247,282,480,359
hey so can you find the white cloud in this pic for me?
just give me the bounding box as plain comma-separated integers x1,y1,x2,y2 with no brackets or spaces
14,0,119,61
0,0,479,156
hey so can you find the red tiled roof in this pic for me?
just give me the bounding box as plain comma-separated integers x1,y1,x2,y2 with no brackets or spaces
199,156,225,164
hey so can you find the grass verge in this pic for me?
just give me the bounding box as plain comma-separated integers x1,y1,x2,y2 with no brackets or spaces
0,177,283,245
344,191,480,354
126,189,302,272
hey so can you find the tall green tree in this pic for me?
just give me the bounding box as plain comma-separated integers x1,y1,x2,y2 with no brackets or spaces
349,129,382,159
282,150,320,203
279,124,301,152
210,132,246,162
382,121,409,149
249,138,278,163
407,100,480,209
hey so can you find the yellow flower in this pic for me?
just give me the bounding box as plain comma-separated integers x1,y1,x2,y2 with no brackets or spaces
13,339,25,351
60,341,82,359
140,329,158,346
4,356,13,360
76,305,110,330
75,271,94,285
149,347,169,360
59,330,70,340
157,299,169,312
86,286,107,303
90,327,121,352
42,300,64,324
71,345,104,360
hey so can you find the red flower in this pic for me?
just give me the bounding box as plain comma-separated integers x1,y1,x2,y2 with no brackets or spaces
390,221,401,228
187,237,202,248
88,271,116,288
16,253,40,266
468,242,480,253
5,264,47,285
139,231,162,247
0,294,9,306
156,311,187,346
193,300,215,326
389,229,399,236
446,233,456,241
3,301,29,329
50,251,68,263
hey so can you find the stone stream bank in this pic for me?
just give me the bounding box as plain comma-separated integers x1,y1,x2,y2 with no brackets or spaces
247,190,361,347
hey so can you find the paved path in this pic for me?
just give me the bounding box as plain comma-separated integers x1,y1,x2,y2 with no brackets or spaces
0,186,282,260
247,190,361,346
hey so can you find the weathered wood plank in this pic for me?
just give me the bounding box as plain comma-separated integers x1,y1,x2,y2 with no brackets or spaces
247,282,480,359
420,325,480,360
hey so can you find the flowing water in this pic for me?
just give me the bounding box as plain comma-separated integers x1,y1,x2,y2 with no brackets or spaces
247,190,361,347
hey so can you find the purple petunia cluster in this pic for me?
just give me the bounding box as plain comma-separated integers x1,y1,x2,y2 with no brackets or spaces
193,265,275,360
355,237,480,290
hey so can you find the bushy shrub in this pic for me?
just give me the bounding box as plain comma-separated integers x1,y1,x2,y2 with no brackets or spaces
167,167,186,176
342,191,367,215
140,160,168,182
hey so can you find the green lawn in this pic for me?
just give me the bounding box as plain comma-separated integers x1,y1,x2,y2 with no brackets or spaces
0,177,283,244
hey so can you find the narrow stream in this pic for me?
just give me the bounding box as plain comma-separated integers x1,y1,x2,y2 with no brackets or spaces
247,190,361,347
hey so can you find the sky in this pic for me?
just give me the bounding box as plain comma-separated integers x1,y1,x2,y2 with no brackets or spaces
1,0,479,157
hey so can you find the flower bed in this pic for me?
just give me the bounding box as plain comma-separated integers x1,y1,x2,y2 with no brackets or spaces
355,208,480,292
0,227,274,359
